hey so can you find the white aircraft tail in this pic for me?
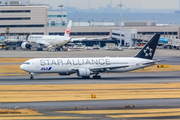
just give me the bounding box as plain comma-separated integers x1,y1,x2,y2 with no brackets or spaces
64,20,72,38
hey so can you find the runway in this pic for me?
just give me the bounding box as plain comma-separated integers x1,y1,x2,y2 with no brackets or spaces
0,71,180,85
1,99,180,109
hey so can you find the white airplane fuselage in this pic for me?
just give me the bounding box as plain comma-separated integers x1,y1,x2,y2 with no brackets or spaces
28,35,71,47
20,57,154,74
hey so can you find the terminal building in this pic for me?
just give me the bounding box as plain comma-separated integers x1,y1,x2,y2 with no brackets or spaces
0,5,47,35
0,0,180,48
48,11,68,26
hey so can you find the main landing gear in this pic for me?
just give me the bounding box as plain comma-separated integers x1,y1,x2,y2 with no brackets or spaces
82,76,90,79
93,75,101,79
30,73,34,80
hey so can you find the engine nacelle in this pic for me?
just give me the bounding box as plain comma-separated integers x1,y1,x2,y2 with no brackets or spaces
21,42,31,49
77,68,90,77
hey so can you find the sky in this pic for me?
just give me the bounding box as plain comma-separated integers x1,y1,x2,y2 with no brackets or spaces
30,0,179,10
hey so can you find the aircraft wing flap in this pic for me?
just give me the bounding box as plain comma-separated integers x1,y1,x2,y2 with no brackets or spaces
89,65,129,71
154,59,167,63
71,38,87,41
71,33,112,42
4,39,18,42
87,37,109,41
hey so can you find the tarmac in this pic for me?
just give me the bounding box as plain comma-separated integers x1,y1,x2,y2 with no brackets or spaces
1,49,180,65
0,71,180,85
1,48,180,58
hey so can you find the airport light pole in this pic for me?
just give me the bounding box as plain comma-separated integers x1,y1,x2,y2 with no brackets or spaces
47,18,52,35
48,18,52,26
58,5,64,26
102,18,106,26
118,3,123,48
79,18,81,26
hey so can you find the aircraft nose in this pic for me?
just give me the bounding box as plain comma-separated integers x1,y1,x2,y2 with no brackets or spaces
20,64,25,71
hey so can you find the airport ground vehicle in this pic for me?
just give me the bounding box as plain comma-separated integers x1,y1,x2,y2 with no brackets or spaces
0,43,6,50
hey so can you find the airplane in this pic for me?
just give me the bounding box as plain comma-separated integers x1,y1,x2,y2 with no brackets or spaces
21,20,111,52
20,34,161,80
21,20,73,52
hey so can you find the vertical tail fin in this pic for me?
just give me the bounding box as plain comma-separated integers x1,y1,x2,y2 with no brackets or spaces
64,20,72,37
135,33,160,60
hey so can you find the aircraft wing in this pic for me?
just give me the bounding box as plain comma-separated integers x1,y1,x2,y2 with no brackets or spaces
153,59,167,63
71,38,87,41
71,64,129,72
71,33,112,42
4,39,18,42
89,65,129,71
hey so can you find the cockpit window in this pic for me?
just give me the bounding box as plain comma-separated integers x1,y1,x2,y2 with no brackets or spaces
23,62,30,65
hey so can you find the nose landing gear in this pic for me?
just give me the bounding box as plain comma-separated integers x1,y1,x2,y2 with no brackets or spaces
30,73,34,80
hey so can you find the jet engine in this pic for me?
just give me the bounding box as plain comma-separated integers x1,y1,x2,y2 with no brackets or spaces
77,68,90,77
21,42,31,49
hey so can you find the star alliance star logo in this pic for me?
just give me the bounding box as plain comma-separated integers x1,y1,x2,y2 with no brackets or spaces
143,46,153,57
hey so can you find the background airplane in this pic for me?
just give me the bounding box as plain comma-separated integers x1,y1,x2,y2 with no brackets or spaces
21,20,111,52
21,20,73,51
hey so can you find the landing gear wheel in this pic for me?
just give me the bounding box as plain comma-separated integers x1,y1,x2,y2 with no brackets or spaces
93,75,101,79
37,48,43,51
82,76,90,79
30,74,34,80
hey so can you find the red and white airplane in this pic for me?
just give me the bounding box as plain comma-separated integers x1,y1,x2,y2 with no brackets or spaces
21,20,111,51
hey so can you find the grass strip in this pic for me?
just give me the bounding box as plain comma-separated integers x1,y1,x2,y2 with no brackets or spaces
0,74,27,76
0,65,26,74
0,83,180,91
0,89,180,102
107,112,180,118
58,108,180,114
133,65,180,72
0,109,41,115
0,58,31,63
0,116,87,120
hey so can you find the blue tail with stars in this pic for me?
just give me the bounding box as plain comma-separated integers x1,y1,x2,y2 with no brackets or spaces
135,34,160,60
